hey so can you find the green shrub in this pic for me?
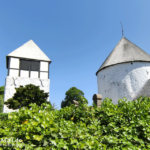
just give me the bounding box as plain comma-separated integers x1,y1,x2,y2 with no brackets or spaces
0,86,4,113
4,84,50,110
0,96,150,149
0,113,8,121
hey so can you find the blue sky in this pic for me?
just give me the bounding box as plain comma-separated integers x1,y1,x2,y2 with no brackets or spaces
1,0,150,109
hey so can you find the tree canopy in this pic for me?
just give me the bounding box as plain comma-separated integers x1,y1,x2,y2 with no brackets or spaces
0,86,4,113
61,87,88,108
4,84,50,110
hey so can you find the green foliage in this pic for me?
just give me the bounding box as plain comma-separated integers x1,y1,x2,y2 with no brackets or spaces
1,96,150,149
61,87,88,108
0,86,4,113
0,86,4,95
4,84,50,110
0,113,8,121
92,101,97,109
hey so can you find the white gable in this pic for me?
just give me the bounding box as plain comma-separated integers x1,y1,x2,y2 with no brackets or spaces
7,40,51,62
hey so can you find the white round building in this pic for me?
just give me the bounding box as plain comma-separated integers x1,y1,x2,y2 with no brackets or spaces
96,37,150,104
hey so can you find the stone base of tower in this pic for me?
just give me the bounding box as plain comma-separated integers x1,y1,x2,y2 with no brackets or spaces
3,76,50,113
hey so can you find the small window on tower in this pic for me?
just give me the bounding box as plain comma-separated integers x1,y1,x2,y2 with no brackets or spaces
20,60,30,70
30,61,39,71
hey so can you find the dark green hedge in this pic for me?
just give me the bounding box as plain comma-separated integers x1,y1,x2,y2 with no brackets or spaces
0,86,4,113
0,113,8,121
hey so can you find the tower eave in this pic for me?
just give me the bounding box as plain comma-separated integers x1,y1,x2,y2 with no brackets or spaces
96,60,150,76
6,56,52,69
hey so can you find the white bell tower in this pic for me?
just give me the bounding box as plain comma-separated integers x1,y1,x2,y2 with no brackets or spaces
3,40,51,113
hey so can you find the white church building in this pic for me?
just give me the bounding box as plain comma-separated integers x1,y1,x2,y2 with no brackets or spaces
3,40,51,113
3,37,150,112
96,36,150,104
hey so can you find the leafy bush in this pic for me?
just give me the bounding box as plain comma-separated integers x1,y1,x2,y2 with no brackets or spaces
1,96,150,149
0,113,8,121
0,86,4,113
4,84,50,110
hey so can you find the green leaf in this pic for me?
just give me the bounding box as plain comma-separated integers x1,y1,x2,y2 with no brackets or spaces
32,122,39,126
36,126,41,131
26,135,30,139
33,135,44,141
50,140,57,146
43,140,49,146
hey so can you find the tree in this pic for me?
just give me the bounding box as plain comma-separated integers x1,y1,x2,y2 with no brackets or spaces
61,87,88,108
4,84,50,110
0,86,4,113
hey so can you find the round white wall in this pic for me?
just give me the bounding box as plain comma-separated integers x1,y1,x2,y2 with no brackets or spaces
97,62,150,104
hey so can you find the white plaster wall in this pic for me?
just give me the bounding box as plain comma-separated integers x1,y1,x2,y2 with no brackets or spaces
10,58,19,69
9,69,19,77
97,62,150,104
40,72,48,79
20,70,29,77
3,76,50,113
30,71,38,78
40,61,48,71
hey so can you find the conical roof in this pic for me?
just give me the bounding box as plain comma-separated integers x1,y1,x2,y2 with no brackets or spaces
96,37,150,75
7,40,51,62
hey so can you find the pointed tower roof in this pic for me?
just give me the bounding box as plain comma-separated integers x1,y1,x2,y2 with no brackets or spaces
96,37,150,75
7,40,51,62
